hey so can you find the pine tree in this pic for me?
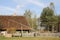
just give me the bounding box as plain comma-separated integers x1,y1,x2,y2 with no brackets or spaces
40,6,58,32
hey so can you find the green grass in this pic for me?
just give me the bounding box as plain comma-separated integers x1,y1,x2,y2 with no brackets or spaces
0,36,60,40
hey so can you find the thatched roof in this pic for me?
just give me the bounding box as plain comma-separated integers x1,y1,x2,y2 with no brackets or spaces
0,16,31,30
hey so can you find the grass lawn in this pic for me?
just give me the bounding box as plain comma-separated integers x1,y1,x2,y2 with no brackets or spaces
0,36,60,40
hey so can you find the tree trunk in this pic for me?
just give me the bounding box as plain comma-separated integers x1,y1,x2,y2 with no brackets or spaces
48,25,49,32
52,25,54,33
48,27,49,31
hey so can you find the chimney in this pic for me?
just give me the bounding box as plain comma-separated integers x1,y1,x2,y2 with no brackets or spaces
13,13,16,16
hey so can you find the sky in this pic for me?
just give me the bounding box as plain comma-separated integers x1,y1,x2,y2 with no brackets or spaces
0,0,60,17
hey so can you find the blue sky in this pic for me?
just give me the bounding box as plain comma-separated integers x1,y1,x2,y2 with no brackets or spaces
0,0,60,17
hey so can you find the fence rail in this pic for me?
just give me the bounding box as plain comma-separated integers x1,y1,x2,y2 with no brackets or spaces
0,31,60,37
36,33,60,37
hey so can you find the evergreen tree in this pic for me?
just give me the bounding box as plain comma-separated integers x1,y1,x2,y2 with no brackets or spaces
40,6,58,32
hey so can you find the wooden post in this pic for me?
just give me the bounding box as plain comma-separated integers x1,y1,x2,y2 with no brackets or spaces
21,24,23,37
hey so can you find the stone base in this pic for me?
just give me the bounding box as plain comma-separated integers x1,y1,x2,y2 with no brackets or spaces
5,34,12,37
